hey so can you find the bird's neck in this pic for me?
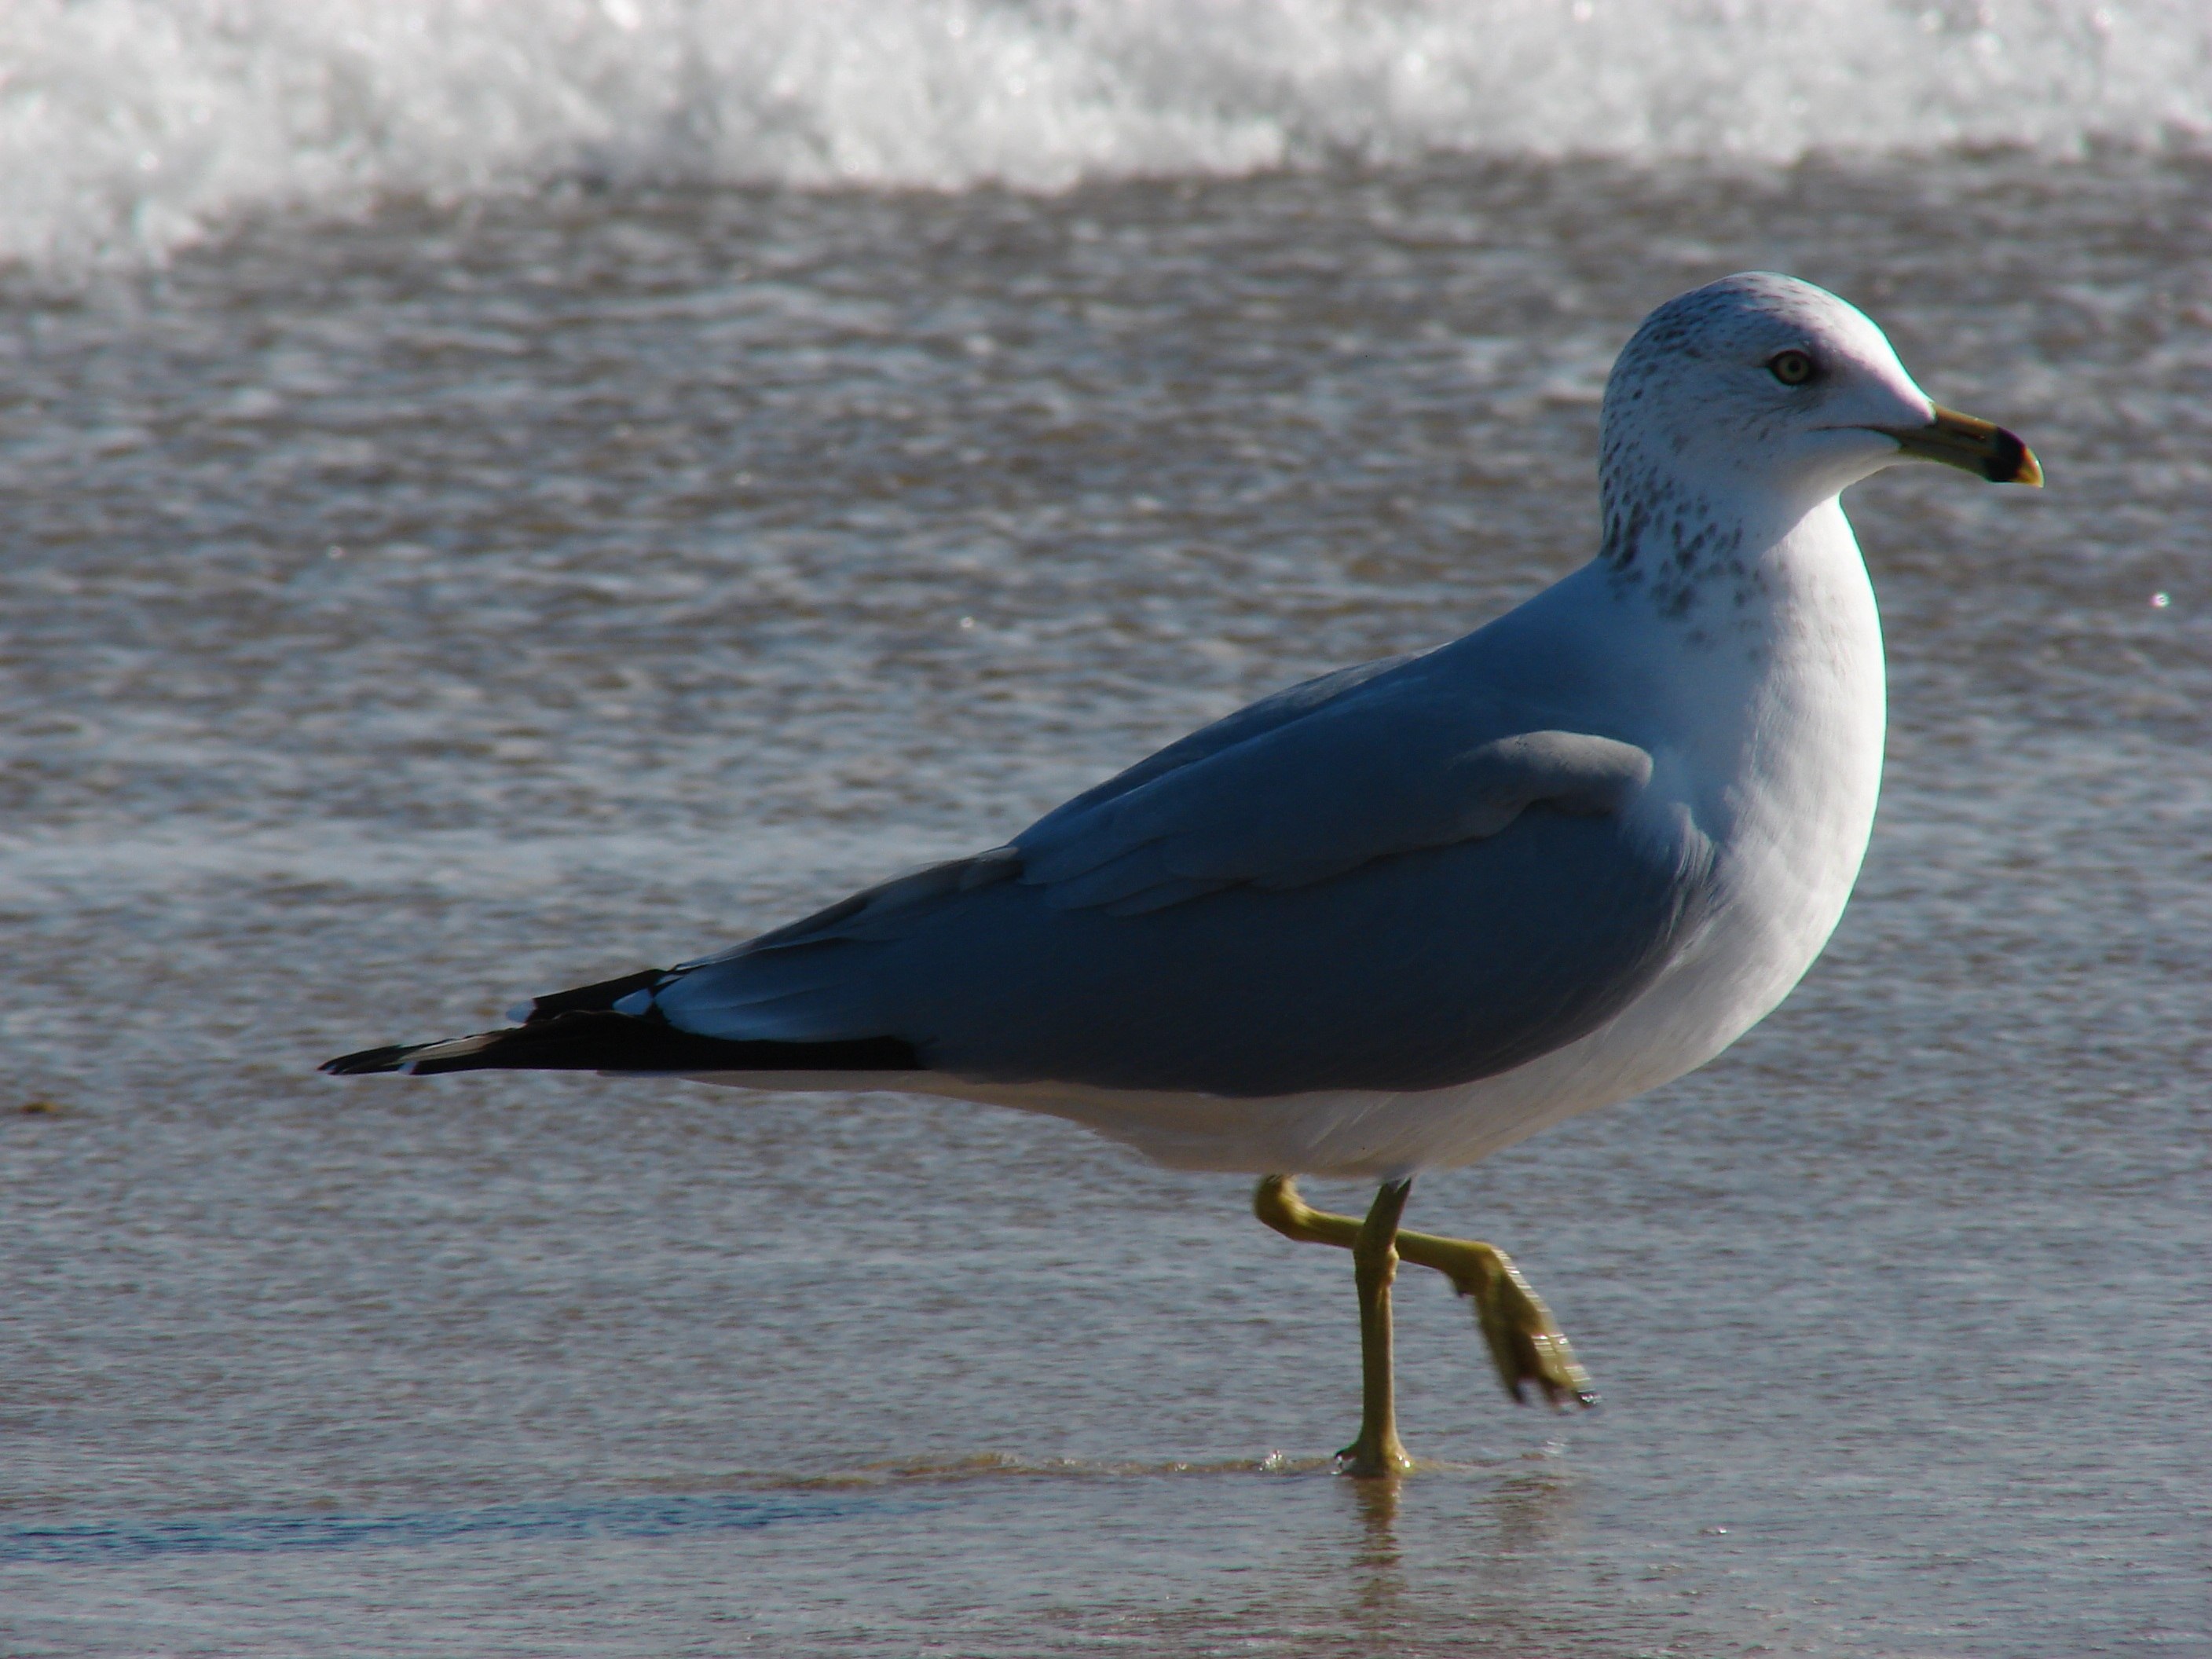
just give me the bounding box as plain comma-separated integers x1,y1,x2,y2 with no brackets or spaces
1601,457,1818,607
1591,486,1888,853
1596,459,1868,637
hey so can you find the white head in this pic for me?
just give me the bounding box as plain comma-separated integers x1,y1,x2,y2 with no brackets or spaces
1597,273,2038,567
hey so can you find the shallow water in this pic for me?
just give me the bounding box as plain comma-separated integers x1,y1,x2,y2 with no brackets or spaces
2,146,2209,1656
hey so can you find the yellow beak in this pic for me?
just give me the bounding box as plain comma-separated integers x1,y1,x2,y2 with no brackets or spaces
1874,405,2043,486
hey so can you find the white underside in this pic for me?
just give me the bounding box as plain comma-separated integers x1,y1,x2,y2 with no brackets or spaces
679,509,1888,1178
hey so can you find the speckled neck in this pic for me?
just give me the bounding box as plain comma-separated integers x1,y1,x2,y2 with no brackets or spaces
1597,457,1763,623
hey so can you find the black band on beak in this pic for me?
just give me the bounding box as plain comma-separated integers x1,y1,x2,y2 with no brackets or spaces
1874,405,2043,486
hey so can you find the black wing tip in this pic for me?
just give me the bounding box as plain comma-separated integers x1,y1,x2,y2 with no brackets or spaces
320,1031,511,1076
322,966,676,1079
320,1042,428,1077
320,1013,925,1079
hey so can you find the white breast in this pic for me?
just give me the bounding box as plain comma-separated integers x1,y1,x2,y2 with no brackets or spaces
1514,507,1887,1122
1286,500,1889,1174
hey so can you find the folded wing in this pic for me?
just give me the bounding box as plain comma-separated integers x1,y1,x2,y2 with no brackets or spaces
632,657,1715,1096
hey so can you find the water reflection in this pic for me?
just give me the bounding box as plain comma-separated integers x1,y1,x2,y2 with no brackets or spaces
1322,1456,1595,1654
1344,1472,1405,1621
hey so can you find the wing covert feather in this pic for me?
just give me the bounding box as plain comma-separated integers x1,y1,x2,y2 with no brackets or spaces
1017,675,1654,914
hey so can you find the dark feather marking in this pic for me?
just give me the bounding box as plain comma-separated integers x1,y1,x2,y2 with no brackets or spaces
518,967,668,1024
321,1012,921,1078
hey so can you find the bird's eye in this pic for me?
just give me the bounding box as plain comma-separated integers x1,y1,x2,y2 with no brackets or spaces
1768,349,1817,386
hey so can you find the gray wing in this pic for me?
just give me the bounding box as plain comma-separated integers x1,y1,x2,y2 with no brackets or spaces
1021,650,1424,831
647,655,1717,1097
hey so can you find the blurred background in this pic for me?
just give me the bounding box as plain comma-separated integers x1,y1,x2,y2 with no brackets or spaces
2,3,2207,1655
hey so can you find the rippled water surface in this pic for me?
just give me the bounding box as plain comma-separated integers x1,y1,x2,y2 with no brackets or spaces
3,151,2208,1657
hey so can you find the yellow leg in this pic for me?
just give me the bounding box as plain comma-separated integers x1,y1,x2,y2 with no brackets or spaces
1338,1179,1415,1478
1255,1175,1597,1412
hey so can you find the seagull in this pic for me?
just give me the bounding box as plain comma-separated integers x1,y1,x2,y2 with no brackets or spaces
326,273,2040,1475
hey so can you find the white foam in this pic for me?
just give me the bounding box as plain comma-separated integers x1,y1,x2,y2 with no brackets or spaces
2,0,2207,275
